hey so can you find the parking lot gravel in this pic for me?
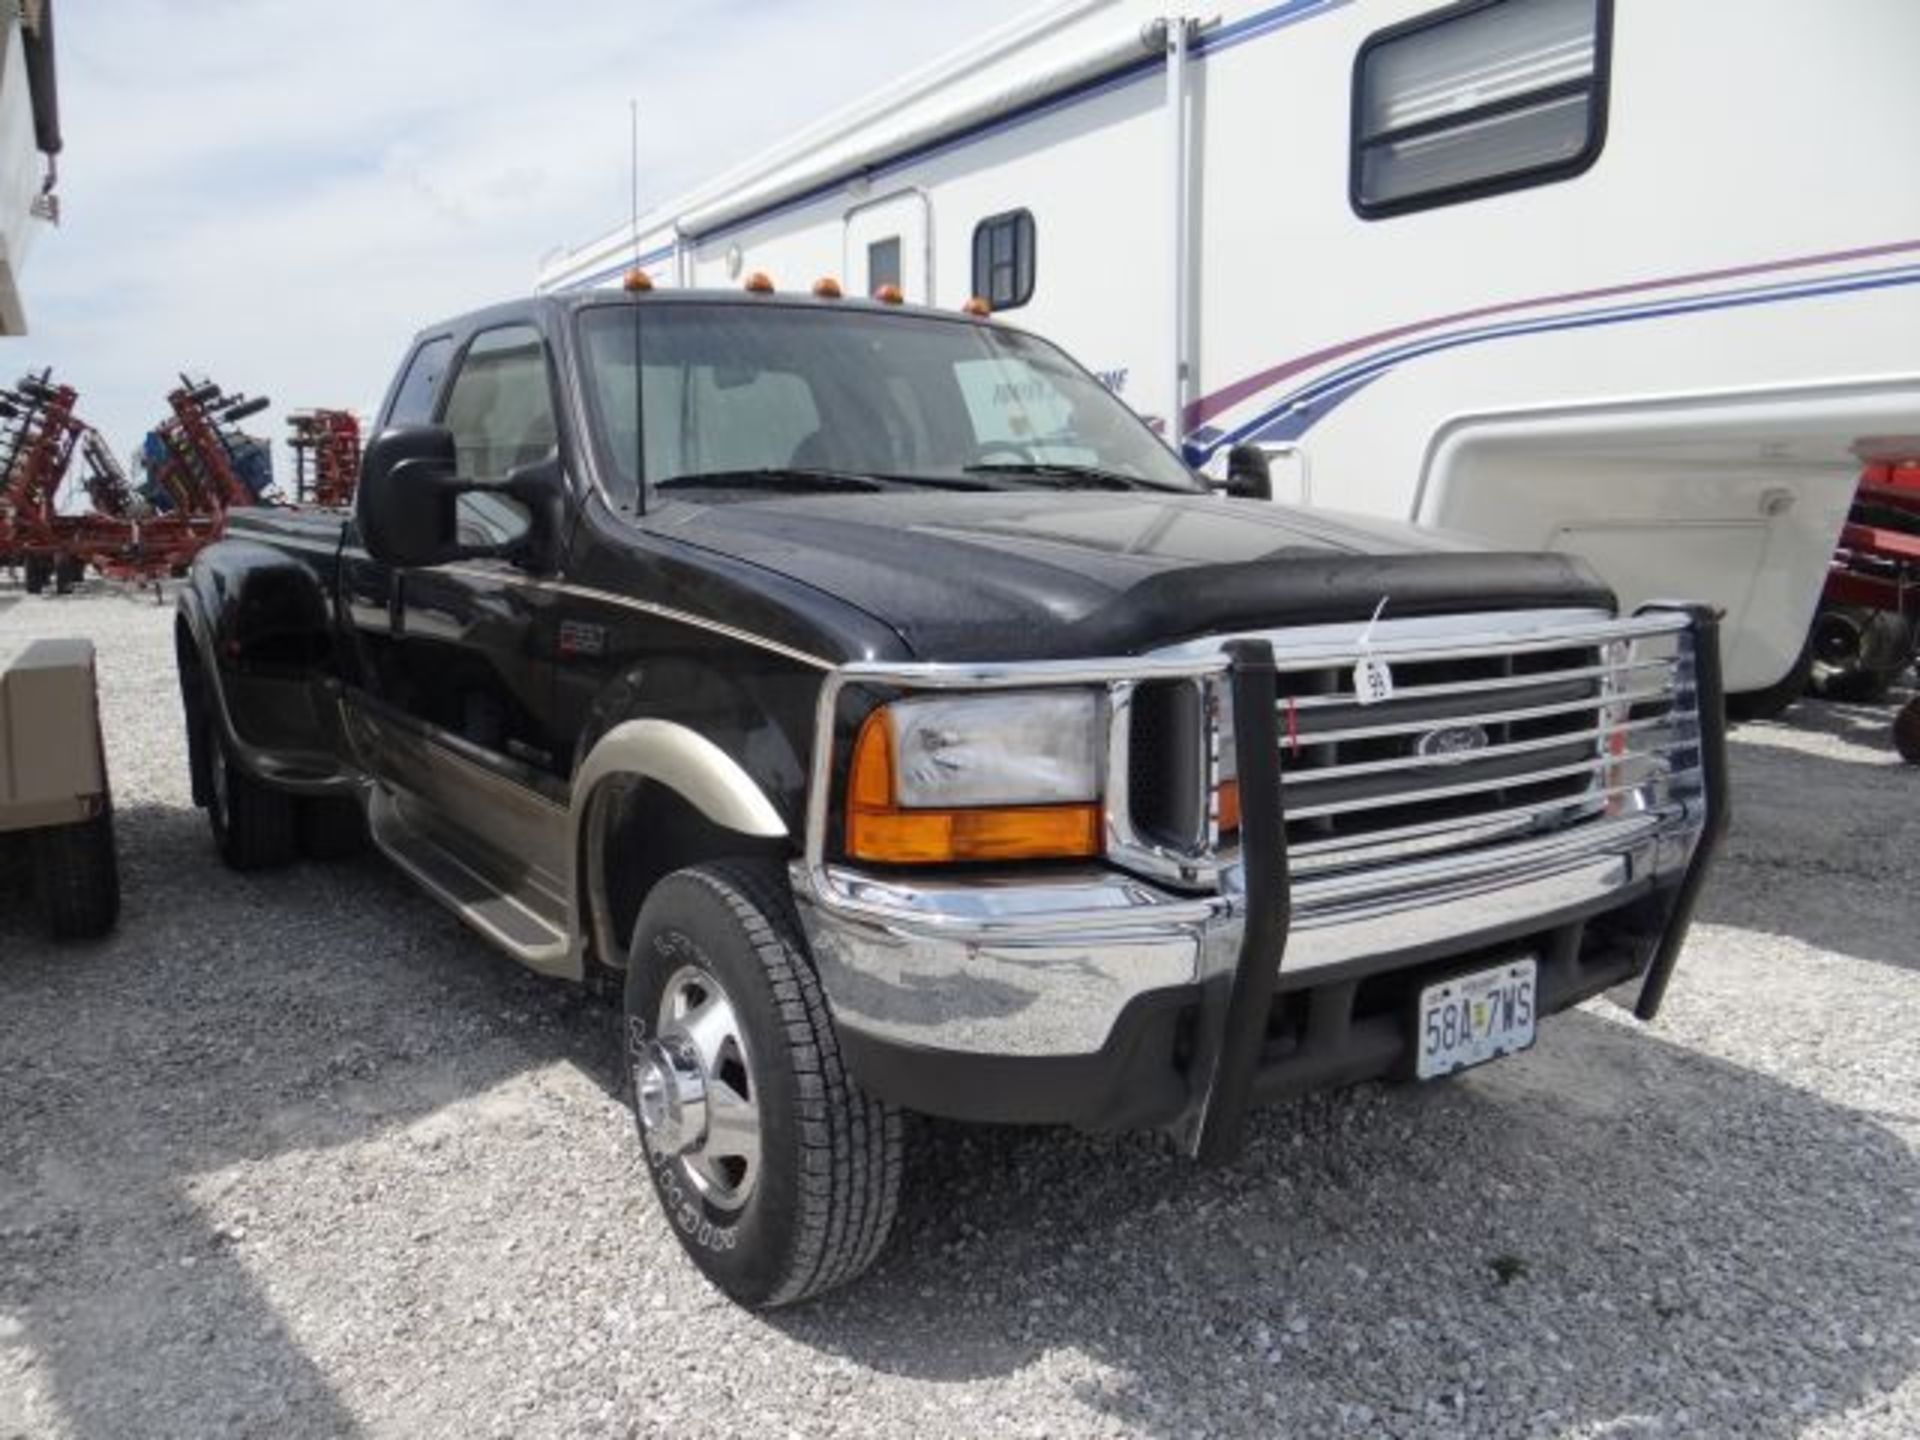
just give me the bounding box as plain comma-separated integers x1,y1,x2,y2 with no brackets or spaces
2,582,1917,1439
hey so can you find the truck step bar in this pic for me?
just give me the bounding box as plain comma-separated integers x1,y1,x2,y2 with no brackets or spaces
366,789,573,975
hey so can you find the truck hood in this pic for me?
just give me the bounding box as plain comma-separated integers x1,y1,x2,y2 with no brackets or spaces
649,491,1614,661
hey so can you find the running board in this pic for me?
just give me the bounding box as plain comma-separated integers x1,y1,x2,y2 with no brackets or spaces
367,788,575,976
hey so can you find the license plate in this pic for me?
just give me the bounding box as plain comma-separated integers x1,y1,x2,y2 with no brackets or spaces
1415,959,1537,1080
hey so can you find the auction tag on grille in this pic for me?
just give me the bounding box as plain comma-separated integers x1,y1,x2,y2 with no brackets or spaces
1353,655,1395,706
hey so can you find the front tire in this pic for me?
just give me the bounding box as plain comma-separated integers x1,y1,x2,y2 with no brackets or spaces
624,862,901,1308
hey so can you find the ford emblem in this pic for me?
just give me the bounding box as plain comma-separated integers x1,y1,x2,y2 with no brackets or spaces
1414,723,1490,762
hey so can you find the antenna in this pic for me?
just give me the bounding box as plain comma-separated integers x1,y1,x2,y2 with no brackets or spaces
629,98,640,271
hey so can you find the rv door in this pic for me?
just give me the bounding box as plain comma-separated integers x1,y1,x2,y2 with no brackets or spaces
844,190,931,303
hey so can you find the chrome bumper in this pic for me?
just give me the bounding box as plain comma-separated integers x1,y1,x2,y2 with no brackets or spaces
789,803,1701,1059
791,604,1729,1157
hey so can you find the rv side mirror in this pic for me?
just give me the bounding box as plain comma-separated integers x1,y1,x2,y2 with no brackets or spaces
356,425,469,568
1224,443,1272,502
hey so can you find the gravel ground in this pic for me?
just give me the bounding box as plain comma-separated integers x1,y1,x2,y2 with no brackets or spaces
2,581,1916,1440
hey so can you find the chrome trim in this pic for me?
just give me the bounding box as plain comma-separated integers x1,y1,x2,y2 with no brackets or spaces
1285,776,1682,864
1283,655,1677,710
1292,682,1683,749
437,566,837,670
1282,714,1679,785
1286,745,1680,823
796,608,1703,1064
1144,609,1684,665
790,807,1696,1057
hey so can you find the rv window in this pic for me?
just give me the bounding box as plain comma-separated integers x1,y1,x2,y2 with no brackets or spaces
868,237,902,296
1352,0,1610,217
971,210,1035,311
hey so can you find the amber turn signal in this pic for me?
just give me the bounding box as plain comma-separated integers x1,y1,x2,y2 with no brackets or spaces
1215,779,1241,836
845,708,1102,864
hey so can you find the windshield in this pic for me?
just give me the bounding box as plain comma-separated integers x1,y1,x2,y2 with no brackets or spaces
576,302,1200,504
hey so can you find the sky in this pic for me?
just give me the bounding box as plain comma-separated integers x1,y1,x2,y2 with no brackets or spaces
4,0,1035,483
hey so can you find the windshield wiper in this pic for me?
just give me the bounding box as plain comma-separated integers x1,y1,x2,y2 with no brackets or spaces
657,468,1002,495
962,461,1166,492
655,468,886,494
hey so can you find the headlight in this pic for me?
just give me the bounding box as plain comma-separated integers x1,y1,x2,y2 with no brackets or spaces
846,691,1104,863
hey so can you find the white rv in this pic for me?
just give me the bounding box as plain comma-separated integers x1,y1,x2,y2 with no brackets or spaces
538,0,1920,698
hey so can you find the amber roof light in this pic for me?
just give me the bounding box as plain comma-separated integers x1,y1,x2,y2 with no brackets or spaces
812,277,844,298
744,271,776,294
962,295,992,317
873,283,904,305
622,268,653,293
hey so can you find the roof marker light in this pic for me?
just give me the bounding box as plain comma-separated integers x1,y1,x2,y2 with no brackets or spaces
874,283,904,305
962,295,992,317
744,271,776,294
622,268,653,293
812,277,844,298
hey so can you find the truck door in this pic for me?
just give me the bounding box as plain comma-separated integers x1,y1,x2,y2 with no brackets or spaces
843,190,931,302
341,323,571,897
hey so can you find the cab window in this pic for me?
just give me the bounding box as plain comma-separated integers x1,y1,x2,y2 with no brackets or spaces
387,335,454,427
439,325,559,482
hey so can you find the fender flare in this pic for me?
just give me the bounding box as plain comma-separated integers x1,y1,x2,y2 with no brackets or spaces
570,719,790,969
173,560,356,796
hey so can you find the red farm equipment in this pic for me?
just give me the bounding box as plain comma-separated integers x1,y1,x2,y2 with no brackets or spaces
1813,461,1920,705
285,409,362,507
1791,458,1920,762
0,370,109,594
0,370,279,593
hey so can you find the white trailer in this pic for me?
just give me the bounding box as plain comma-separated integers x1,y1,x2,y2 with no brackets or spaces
538,0,1920,696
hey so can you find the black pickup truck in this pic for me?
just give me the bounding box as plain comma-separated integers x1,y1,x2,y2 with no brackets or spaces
176,286,1726,1307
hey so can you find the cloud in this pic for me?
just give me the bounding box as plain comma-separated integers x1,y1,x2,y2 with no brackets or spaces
4,0,1035,480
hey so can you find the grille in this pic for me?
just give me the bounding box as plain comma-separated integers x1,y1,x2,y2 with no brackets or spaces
1120,613,1700,884
1274,624,1695,875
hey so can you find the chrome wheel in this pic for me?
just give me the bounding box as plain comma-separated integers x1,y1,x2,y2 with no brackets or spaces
637,963,762,1212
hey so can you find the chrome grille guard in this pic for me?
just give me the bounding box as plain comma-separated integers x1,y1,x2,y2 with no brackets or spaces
801,603,1730,1160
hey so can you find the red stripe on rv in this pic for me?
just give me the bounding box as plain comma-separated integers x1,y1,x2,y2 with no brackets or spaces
1183,236,1920,434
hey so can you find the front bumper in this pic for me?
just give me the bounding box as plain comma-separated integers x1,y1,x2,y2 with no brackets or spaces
790,606,1729,1158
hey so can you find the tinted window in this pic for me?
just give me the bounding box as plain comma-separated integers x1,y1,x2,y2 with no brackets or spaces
576,303,1197,503
971,210,1035,311
1353,0,1609,217
867,237,902,295
387,336,454,426
439,325,558,482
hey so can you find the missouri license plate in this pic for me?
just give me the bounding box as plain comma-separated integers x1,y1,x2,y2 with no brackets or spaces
1415,959,1537,1080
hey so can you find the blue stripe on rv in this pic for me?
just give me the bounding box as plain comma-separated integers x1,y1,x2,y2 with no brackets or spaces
1186,262,1920,463
560,0,1355,291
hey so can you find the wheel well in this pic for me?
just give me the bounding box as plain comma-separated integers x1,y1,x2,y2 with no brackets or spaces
587,777,789,971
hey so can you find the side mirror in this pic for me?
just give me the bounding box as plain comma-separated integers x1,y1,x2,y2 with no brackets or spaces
356,425,564,571
1224,443,1272,502
357,425,466,568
